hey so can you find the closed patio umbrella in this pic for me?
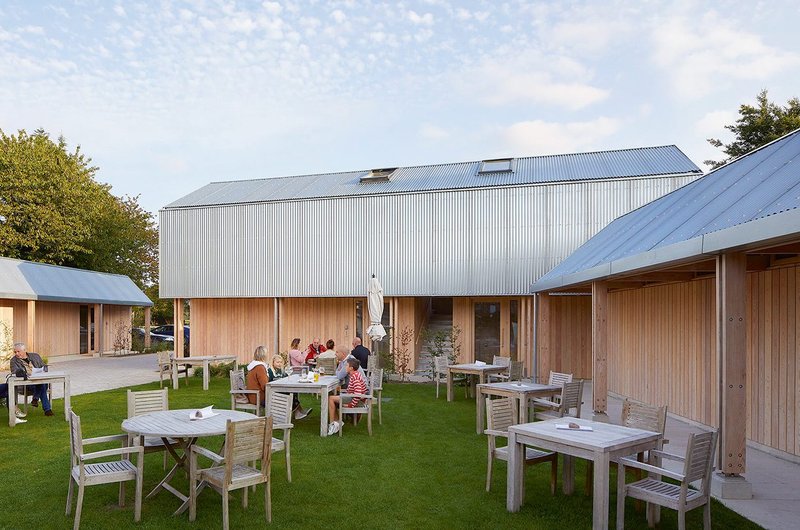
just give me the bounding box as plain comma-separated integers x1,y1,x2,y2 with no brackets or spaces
367,275,386,342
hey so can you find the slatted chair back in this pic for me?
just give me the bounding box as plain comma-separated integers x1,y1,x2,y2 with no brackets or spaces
492,355,511,368
68,410,83,468
268,392,293,425
225,417,273,474
317,356,336,375
548,371,573,387
622,399,667,437
367,354,379,374
684,430,718,488
127,389,169,418
157,351,171,367
369,368,383,393
560,380,584,418
486,397,516,434
433,355,449,378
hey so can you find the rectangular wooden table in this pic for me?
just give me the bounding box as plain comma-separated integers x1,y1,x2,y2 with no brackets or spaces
507,417,660,529
173,355,238,390
267,374,339,437
7,371,71,427
447,363,507,434
477,381,561,427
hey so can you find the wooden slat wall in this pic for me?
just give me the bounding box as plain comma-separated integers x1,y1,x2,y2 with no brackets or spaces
608,279,718,427
453,297,473,363
0,300,28,344
101,305,133,352
536,294,593,381
30,302,80,357
191,298,275,365
392,297,421,372
747,266,799,455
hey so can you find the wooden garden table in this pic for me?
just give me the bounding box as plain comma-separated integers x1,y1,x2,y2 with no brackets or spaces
446,363,506,433
7,371,71,427
506,417,660,529
477,381,561,427
267,374,339,437
121,408,256,515
174,355,238,390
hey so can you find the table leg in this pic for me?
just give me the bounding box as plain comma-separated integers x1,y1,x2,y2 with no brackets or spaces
147,437,196,500
563,455,575,494
593,453,610,530
172,359,179,390
476,374,485,434
8,378,16,427
506,430,524,512
203,360,210,391
518,394,527,424
63,376,71,421
446,369,453,401
320,389,329,437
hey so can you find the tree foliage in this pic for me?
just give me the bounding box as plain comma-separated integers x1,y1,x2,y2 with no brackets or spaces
0,128,158,288
705,90,800,169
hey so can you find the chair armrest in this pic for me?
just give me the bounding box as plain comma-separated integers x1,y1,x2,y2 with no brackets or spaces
83,434,130,446
531,398,559,409
191,444,225,464
341,393,371,400
483,429,508,437
618,456,684,481
273,422,294,430
81,445,144,461
650,449,685,463
230,389,260,395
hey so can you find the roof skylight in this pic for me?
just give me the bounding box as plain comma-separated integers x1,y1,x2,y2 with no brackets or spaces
479,158,514,174
360,167,397,183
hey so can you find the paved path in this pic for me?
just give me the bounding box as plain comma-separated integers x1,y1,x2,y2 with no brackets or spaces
46,353,163,398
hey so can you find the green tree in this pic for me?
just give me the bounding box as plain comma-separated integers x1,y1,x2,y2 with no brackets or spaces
0,128,158,288
705,90,800,169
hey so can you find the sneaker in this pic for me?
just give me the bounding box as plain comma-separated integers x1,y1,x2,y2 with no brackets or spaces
15,409,27,419
44,410,54,417
295,407,312,420
327,422,340,435
13,417,27,425
31,398,39,408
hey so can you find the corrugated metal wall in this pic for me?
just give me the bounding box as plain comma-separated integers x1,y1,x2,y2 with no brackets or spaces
160,176,698,298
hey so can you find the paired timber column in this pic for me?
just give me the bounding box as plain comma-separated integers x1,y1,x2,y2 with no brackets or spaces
174,298,185,357
26,300,36,352
713,253,752,498
274,298,280,354
537,293,551,383
592,281,609,422
144,307,151,349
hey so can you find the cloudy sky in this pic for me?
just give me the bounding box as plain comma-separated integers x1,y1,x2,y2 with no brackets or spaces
1,0,798,214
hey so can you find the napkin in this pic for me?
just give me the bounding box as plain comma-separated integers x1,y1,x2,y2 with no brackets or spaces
32,367,45,375
555,423,593,431
474,360,486,366
190,405,219,420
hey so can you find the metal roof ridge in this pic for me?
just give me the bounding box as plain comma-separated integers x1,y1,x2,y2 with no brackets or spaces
0,256,140,281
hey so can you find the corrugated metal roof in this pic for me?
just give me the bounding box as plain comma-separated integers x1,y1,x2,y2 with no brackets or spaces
0,257,152,306
532,128,800,291
165,145,701,208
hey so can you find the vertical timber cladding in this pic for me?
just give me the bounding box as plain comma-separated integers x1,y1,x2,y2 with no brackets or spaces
535,294,593,382
191,298,275,364
279,298,359,357
101,305,133,352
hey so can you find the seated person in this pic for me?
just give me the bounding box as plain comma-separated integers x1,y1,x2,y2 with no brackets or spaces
0,381,28,424
334,346,366,387
268,354,311,420
288,338,305,368
10,342,52,417
246,346,312,420
304,337,326,365
327,358,367,435
317,339,337,361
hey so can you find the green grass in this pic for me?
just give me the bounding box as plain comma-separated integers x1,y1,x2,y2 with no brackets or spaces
0,380,761,529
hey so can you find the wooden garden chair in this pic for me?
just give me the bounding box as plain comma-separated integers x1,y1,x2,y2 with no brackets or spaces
316,356,336,375
66,411,144,530
433,355,467,399
488,360,524,383
189,417,274,530
126,389,178,470
532,379,584,421
617,429,718,529
339,373,376,436
229,369,261,416
158,351,189,388
267,391,294,482
369,368,384,424
485,397,557,494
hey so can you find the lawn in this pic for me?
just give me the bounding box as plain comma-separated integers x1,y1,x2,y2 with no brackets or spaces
0,379,761,529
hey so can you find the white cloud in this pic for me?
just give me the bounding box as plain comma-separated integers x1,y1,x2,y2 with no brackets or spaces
113,5,126,17
651,12,799,98
330,10,346,24
419,123,449,140
408,11,434,26
502,117,620,155
262,2,282,16
694,110,735,137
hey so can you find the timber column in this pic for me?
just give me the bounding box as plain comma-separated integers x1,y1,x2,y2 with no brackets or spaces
537,293,552,383
173,298,185,357
592,281,609,422
26,300,36,352
712,253,752,498
144,307,151,349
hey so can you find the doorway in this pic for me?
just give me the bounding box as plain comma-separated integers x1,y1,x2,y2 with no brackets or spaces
79,305,95,354
473,299,519,363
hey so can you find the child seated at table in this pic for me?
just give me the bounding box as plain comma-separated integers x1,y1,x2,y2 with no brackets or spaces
246,347,312,420
327,357,367,435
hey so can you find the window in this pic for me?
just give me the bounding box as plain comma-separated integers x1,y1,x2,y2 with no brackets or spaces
479,158,514,174
359,167,397,183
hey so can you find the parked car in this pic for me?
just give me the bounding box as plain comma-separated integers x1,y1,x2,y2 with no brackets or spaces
132,327,174,346
150,325,190,343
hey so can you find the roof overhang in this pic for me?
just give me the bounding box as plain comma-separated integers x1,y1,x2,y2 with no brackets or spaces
531,207,800,293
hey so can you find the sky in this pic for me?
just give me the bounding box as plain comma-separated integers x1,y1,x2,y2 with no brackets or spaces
1,0,798,216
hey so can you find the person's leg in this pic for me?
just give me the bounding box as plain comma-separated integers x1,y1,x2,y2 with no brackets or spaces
328,395,340,423
34,384,52,413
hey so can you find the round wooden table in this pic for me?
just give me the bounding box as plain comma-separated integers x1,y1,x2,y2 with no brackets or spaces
122,409,257,515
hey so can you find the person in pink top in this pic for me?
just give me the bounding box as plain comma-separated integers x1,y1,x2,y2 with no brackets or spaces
288,338,305,367
327,357,367,435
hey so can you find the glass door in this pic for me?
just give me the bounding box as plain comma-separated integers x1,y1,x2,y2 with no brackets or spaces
474,302,501,363
79,305,89,354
